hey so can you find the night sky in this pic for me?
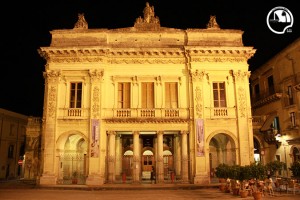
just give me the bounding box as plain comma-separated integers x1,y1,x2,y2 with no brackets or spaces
1,0,299,117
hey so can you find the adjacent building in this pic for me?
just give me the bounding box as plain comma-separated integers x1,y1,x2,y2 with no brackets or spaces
250,37,300,177
37,3,256,185
0,108,27,179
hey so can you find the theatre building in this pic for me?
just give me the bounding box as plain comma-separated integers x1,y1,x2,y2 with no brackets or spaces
38,3,256,185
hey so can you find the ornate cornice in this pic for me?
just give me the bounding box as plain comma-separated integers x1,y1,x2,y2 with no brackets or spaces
39,48,255,64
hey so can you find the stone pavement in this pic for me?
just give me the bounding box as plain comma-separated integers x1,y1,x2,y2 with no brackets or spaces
0,180,299,200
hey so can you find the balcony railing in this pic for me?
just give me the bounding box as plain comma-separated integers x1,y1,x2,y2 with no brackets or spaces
204,107,237,118
104,108,189,119
59,108,90,119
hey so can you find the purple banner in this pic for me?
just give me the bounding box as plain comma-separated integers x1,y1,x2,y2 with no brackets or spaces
196,119,204,156
91,119,99,158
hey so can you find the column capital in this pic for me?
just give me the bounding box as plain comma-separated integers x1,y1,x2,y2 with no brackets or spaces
107,131,116,136
157,131,164,135
180,130,188,135
133,131,140,136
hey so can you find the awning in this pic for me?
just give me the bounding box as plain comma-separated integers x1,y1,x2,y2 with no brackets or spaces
260,113,277,132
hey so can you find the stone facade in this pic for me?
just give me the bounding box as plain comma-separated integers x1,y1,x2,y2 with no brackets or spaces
250,37,300,177
37,3,256,185
0,108,27,179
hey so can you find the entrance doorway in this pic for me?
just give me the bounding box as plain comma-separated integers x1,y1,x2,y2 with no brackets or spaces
142,150,154,180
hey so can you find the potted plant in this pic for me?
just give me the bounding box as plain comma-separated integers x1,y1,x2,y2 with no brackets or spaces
228,165,241,195
72,171,78,184
289,160,300,182
250,162,266,200
215,163,229,191
265,160,285,177
215,163,229,182
239,165,252,198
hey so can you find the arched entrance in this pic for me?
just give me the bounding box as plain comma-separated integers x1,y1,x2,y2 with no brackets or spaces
209,133,237,173
141,149,154,180
122,150,133,177
57,133,87,185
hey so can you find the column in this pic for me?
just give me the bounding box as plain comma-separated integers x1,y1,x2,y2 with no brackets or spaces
107,131,116,183
181,130,189,183
115,134,122,177
133,131,141,183
157,131,164,184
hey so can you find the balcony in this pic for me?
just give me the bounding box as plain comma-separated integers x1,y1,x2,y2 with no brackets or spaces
204,107,237,119
58,108,90,119
251,93,282,109
103,108,189,123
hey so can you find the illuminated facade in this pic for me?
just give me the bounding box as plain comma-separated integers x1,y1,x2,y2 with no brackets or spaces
38,3,256,185
250,37,300,177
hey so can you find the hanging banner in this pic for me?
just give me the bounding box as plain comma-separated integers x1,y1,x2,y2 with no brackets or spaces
196,119,205,156
91,119,100,158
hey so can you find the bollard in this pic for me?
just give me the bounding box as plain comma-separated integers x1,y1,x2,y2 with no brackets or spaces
122,172,126,183
171,172,175,183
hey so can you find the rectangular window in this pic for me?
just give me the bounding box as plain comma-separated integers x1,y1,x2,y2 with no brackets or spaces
267,76,275,95
142,82,154,108
272,116,280,131
70,82,82,108
290,112,296,127
254,84,260,99
7,145,14,158
118,83,131,108
9,124,15,136
213,82,226,107
288,85,294,105
165,82,178,108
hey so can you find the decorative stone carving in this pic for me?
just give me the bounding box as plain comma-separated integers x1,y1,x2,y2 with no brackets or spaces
190,70,207,82
206,15,220,29
89,70,104,82
47,86,57,118
92,86,100,118
195,87,202,118
134,2,160,30
238,87,246,118
232,70,250,82
74,13,88,29
43,70,61,84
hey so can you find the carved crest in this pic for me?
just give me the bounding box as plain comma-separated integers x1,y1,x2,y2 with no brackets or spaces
134,2,160,30
74,13,88,29
206,15,220,29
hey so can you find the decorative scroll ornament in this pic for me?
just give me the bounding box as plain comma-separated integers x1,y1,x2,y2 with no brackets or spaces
134,2,160,30
206,15,220,29
238,87,246,118
74,13,88,29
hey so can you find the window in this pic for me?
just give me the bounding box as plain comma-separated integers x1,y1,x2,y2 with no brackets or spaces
213,82,226,107
7,145,14,158
287,85,294,105
165,82,178,108
9,124,15,136
118,83,131,108
70,82,82,108
142,82,154,108
254,84,260,99
290,112,296,127
267,75,275,95
272,117,280,131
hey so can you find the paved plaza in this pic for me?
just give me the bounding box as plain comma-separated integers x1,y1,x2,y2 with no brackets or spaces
0,180,299,200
